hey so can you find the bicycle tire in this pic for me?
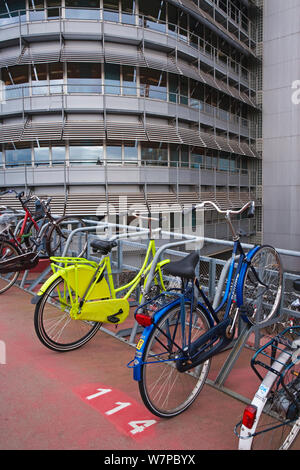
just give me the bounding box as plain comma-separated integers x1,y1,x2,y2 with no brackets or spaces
239,351,300,450
0,238,21,294
138,302,211,418
34,276,101,352
241,245,283,326
45,215,87,257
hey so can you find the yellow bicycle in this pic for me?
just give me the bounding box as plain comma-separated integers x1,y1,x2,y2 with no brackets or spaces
32,227,170,352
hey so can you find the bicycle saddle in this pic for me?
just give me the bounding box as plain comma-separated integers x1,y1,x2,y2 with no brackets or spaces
164,252,199,280
91,239,117,255
294,279,300,292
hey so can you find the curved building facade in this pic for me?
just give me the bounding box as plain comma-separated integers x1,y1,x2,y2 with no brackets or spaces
0,0,263,243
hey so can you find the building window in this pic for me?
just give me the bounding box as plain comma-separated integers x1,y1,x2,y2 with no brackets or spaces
31,64,48,96
0,0,26,25
191,149,204,169
34,143,50,166
2,65,29,100
122,65,136,96
139,0,166,33
170,145,179,167
29,0,46,22
121,0,135,24
105,64,120,95
47,0,61,18
140,68,167,101
141,142,168,165
67,62,102,93
51,143,65,164
5,144,31,167
65,0,100,19
103,0,119,22
69,141,103,164
49,62,64,94
106,141,122,162
124,141,138,162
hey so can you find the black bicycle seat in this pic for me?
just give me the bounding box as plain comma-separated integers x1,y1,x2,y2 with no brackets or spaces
164,252,199,280
90,239,117,255
294,279,300,292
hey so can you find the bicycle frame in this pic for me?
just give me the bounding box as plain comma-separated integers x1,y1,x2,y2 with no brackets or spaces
131,236,261,380
33,235,170,325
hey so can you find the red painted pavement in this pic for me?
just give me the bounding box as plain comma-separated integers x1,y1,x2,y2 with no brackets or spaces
0,284,269,451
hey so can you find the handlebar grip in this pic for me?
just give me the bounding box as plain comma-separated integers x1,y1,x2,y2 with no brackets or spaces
247,202,255,219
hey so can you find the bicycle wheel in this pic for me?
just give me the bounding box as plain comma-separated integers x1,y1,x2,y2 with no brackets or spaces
247,359,300,450
0,239,21,294
138,303,211,418
45,216,87,257
242,245,283,326
34,276,101,352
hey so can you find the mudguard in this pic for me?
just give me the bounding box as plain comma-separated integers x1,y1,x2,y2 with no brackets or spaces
31,263,110,305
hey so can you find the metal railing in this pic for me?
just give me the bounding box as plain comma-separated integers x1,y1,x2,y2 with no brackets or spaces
1,83,254,137
0,6,257,88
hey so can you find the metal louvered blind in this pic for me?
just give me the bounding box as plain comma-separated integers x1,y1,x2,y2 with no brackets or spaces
0,124,24,142
106,121,148,141
20,42,61,65
61,41,104,63
145,123,182,144
104,43,146,68
63,121,106,140
21,121,63,141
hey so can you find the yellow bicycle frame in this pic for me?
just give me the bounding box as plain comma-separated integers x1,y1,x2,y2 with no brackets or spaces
36,239,169,325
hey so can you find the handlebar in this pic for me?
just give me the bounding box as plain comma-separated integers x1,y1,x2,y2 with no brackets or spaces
192,200,255,217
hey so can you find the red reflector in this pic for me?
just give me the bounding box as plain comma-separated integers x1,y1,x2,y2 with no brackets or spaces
242,405,257,429
135,314,153,327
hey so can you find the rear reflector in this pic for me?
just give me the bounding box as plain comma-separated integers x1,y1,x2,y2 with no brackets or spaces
135,313,153,327
242,405,257,429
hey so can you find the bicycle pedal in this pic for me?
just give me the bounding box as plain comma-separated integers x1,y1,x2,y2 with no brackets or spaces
107,308,124,324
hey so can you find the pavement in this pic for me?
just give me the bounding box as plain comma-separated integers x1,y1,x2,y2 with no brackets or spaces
0,280,291,453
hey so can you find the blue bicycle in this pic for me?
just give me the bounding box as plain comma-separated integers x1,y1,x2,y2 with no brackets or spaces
130,201,283,418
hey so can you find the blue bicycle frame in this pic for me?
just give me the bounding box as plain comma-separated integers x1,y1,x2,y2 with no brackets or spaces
130,238,261,382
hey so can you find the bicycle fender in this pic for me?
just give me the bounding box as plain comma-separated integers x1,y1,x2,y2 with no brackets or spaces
131,298,181,382
235,245,261,314
31,264,110,304
31,269,65,304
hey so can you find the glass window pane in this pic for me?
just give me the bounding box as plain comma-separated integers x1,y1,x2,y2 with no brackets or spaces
181,146,189,167
66,0,100,19
105,64,120,95
2,65,29,99
124,142,138,162
139,0,166,33
103,0,119,21
140,68,167,100
52,145,65,164
69,141,103,164
191,149,203,168
106,142,122,162
29,0,45,21
122,65,136,95
47,0,61,18
169,73,178,103
141,142,167,165
67,63,101,93
34,145,50,166
170,145,179,167
0,0,26,24
5,145,31,167
31,64,48,95
121,0,135,24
